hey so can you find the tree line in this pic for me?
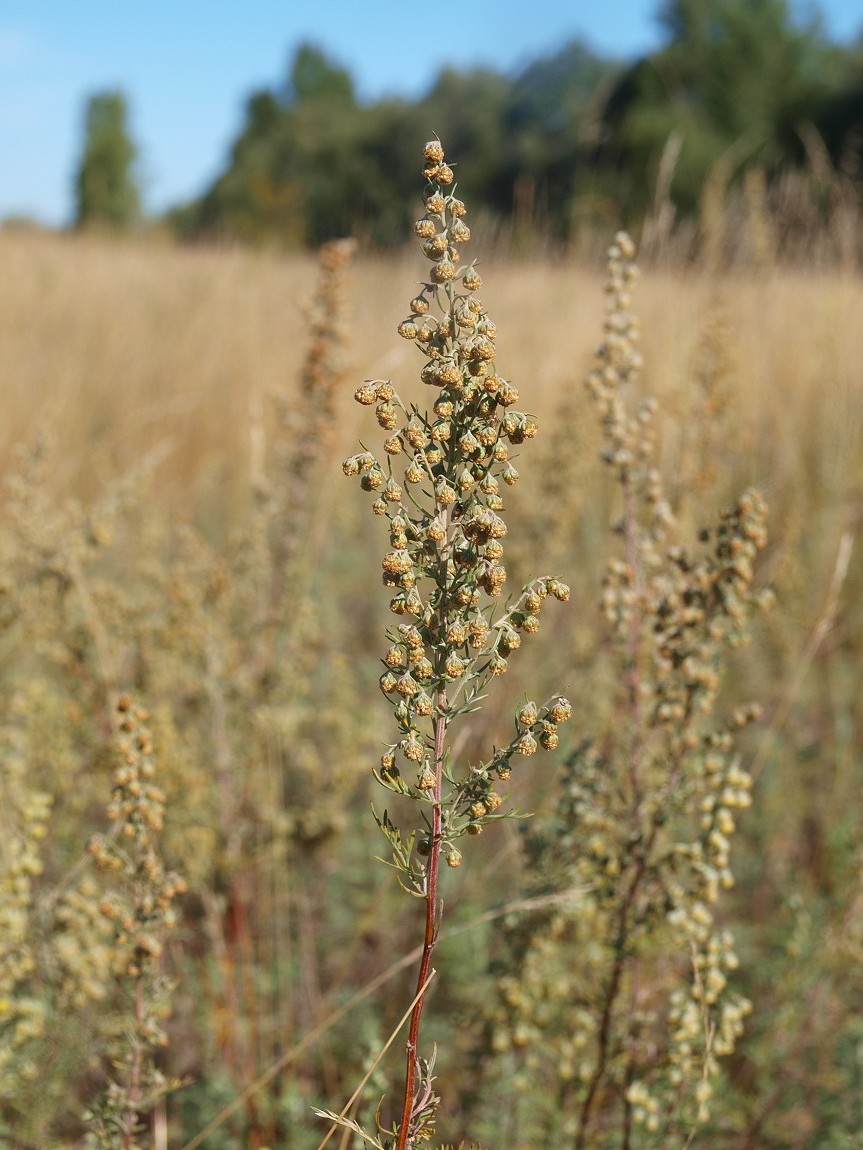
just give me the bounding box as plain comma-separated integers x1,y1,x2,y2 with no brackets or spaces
76,0,863,249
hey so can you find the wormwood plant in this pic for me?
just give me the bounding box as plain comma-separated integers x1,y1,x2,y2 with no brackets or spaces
336,140,571,1148
485,235,772,1148
84,695,185,1149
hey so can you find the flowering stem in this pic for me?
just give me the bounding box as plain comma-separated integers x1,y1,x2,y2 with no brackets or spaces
344,139,572,1149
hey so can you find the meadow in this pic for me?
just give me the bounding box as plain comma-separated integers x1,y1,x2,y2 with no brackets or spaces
1,167,863,1149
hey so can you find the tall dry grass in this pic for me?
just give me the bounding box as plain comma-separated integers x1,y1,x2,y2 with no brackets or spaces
3,230,861,515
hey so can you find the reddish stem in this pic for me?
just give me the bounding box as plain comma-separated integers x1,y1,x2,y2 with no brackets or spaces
395,699,447,1150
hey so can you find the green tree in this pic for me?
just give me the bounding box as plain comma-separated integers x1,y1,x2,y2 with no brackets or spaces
74,91,140,230
284,41,355,106
184,45,353,246
171,18,863,249
505,40,620,239
592,0,842,216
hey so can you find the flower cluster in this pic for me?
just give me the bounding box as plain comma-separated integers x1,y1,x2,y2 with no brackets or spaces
345,141,570,843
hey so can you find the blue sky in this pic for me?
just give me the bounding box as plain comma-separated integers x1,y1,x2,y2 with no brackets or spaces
2,0,861,226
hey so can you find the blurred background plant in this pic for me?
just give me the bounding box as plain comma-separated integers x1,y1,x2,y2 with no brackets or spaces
477,234,772,1148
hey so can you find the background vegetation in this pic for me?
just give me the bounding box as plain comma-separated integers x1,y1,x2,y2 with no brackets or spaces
2,171,863,1143
155,0,863,252
74,92,141,233
2,0,863,1145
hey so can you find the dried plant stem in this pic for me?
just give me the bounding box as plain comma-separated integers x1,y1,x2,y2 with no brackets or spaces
397,699,446,1150
575,468,649,1150
622,480,646,806
575,842,652,1150
315,971,438,1150
181,887,587,1150
200,888,259,1125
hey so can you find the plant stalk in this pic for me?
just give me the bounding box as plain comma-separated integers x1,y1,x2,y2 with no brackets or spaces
395,701,447,1150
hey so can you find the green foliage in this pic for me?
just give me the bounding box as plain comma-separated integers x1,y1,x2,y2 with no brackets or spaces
286,42,355,106
173,14,863,251
594,0,842,217
175,41,617,248
75,91,141,231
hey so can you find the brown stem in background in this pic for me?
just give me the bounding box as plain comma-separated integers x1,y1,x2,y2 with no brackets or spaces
575,818,659,1150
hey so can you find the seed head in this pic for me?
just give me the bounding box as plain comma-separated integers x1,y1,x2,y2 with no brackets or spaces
431,259,456,284
397,672,419,697
385,645,405,667
450,220,471,244
423,139,445,164
423,234,449,260
355,383,378,405
414,691,434,716
402,733,425,762
518,702,538,726
383,550,412,576
549,697,573,724
376,403,398,430
447,621,467,645
539,723,559,751
548,579,571,602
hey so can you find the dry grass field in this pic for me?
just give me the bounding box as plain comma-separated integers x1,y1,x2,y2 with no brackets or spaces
2,218,863,1148
5,229,862,509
